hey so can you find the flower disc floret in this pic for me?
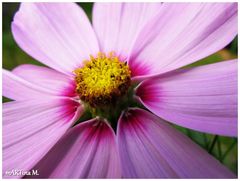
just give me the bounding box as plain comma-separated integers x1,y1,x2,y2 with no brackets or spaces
74,52,131,107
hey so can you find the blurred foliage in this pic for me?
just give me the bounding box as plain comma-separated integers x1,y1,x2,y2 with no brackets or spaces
174,125,238,174
2,3,238,175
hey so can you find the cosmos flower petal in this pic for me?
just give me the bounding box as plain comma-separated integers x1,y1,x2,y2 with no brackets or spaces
12,64,76,97
117,108,236,178
12,3,99,76
136,60,237,137
128,3,237,79
92,2,161,59
26,118,121,178
3,69,58,100
3,98,83,178
3,68,75,100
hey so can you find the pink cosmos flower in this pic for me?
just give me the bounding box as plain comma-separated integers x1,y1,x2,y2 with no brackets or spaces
3,2,237,178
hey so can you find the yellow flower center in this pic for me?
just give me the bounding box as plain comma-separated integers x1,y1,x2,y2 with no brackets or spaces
74,52,131,107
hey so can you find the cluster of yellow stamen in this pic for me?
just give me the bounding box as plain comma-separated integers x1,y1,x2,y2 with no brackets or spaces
74,52,131,107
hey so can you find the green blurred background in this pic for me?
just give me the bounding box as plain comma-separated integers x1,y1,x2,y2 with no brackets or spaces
2,3,238,175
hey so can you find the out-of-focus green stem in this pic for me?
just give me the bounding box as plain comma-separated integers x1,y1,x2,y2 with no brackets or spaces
217,138,222,160
208,135,218,154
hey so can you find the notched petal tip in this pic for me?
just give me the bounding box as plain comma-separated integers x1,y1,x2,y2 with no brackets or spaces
26,118,121,178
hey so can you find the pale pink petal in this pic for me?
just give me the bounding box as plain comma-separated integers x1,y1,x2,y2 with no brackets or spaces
3,98,83,178
128,3,237,79
12,3,99,75
26,118,121,178
117,108,236,178
3,67,76,100
3,69,57,100
13,64,76,97
136,60,237,137
93,3,161,59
